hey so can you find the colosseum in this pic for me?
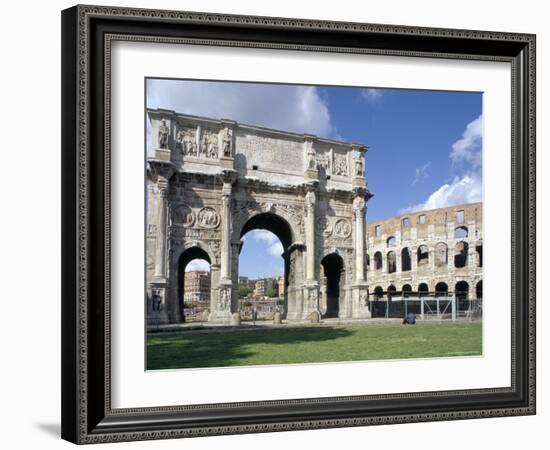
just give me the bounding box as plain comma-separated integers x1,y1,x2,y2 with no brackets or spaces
365,202,483,312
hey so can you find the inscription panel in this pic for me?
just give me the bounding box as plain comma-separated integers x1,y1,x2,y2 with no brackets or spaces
235,131,303,174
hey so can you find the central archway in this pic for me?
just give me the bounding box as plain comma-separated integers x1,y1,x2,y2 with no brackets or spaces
320,253,344,318
238,212,294,317
240,212,293,250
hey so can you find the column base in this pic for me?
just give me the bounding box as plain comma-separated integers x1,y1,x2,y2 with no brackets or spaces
147,311,170,326
148,280,170,323
350,282,371,319
209,281,233,323
299,282,320,321
286,312,315,322
208,310,232,324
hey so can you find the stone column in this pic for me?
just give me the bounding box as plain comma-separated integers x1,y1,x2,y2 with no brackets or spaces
350,193,370,319
302,188,320,321
468,243,477,269
210,171,236,323
448,242,455,270
305,189,317,282
396,247,402,273
153,177,169,280
155,181,168,279
148,162,173,325
468,283,476,302
353,195,366,282
411,246,418,273
220,181,233,283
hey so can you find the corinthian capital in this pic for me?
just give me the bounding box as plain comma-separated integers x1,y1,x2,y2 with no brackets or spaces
157,177,170,199
353,195,366,213
305,190,316,209
222,182,232,197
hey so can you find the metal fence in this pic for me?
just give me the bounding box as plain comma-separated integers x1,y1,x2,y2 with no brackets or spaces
369,291,482,320
238,298,285,321
183,304,210,322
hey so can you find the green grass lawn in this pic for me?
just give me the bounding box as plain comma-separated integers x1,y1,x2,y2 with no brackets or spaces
146,321,482,370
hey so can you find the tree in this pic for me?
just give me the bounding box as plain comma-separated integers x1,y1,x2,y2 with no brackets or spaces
265,288,278,298
239,284,250,298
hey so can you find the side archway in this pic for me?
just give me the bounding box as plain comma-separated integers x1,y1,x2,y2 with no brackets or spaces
401,248,411,271
476,280,483,299
454,241,469,268
321,252,345,318
454,226,468,239
435,282,449,296
387,251,397,273
177,246,212,322
455,280,470,301
374,251,383,271
417,245,429,267
418,282,429,297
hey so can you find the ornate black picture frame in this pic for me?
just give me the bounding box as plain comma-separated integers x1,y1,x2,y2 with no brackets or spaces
61,4,536,444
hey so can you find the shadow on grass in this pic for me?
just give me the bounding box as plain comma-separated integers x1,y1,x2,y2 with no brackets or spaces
147,326,355,370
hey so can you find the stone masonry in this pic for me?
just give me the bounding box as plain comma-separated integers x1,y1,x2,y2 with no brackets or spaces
366,202,483,301
146,109,372,324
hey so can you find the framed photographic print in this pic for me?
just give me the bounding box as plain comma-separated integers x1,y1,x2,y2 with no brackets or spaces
61,4,536,444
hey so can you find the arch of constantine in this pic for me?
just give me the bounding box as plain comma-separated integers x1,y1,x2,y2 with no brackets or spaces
146,109,372,324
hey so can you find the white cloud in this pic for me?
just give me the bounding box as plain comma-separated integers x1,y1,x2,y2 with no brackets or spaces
400,115,483,213
360,88,384,103
249,229,277,244
267,242,284,257
147,79,336,138
412,162,431,186
247,229,284,257
450,114,483,169
185,259,210,272
400,174,482,214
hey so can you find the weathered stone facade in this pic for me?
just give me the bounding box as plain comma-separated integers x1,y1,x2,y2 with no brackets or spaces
366,203,483,301
146,109,372,324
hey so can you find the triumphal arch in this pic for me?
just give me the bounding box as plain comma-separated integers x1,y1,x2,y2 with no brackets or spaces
146,109,372,324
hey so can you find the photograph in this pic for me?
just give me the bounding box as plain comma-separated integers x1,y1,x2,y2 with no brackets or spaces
145,78,484,370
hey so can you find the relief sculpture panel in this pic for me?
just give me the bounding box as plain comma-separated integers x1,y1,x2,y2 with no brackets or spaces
333,153,348,176
197,206,220,228
176,127,197,156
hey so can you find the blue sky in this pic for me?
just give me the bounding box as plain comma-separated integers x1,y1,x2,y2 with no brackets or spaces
147,79,482,278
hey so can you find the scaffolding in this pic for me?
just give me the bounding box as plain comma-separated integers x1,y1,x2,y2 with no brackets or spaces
369,290,482,321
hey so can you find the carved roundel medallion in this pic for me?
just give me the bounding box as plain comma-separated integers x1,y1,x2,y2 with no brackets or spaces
333,218,352,238
173,205,195,227
316,216,333,238
197,207,220,228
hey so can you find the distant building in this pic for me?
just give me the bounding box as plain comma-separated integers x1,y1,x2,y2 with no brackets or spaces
278,276,285,297
254,279,266,297
366,202,482,301
184,271,211,304
254,277,278,297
